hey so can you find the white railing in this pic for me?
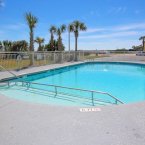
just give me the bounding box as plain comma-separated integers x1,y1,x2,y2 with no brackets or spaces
0,50,141,70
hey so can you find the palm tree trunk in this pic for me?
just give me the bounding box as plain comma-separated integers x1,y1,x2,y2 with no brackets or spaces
68,31,70,51
38,43,41,51
58,37,63,51
58,39,61,51
29,29,34,66
143,39,145,52
30,30,34,51
50,33,54,49
75,36,78,61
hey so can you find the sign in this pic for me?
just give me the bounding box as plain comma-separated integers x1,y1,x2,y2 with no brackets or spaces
80,108,101,112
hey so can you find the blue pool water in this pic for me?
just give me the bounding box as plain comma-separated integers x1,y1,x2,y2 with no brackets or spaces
0,62,145,106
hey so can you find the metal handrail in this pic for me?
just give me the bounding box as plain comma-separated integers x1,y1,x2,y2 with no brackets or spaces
0,65,19,79
11,80,124,105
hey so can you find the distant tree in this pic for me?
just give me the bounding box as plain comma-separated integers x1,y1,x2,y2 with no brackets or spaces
11,40,28,51
56,24,66,51
69,20,87,60
44,40,57,51
44,40,65,51
0,41,3,51
0,40,28,51
131,45,143,51
49,25,56,50
139,36,145,51
2,40,12,51
115,48,128,51
35,37,45,51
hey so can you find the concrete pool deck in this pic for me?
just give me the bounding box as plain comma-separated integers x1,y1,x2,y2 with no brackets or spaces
0,94,145,145
0,55,145,145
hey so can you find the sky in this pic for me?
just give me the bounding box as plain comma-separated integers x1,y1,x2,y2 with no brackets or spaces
0,0,145,50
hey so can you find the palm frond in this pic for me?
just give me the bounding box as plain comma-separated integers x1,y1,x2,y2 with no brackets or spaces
56,28,61,36
49,25,57,33
25,12,38,29
35,37,44,43
80,22,87,31
139,36,145,40
60,24,66,32
68,24,74,32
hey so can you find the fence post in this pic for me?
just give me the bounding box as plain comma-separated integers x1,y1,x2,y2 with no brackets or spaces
61,52,64,63
44,52,46,65
32,52,35,66
54,52,56,64
83,51,85,61
69,51,71,61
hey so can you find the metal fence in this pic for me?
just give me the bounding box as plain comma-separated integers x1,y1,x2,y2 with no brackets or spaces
0,50,141,71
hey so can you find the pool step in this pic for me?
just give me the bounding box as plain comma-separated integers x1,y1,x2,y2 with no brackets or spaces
0,82,9,87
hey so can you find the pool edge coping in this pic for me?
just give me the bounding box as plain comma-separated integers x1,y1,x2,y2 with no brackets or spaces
1,60,145,82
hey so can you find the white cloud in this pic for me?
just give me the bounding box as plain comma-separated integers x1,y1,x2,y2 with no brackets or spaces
3,23,27,30
109,7,127,14
113,23,145,31
77,39,140,50
135,10,140,14
90,11,95,15
0,1,5,7
82,28,105,34
80,31,138,39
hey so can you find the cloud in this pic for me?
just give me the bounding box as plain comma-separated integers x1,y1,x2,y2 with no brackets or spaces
3,23,27,30
77,39,140,50
0,0,5,7
90,11,95,15
0,23,28,41
80,31,138,39
135,10,140,14
109,7,127,14
113,23,145,31
82,28,105,34
80,22,145,36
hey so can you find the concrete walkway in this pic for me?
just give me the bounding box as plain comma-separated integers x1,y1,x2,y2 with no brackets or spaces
0,55,145,145
0,94,145,145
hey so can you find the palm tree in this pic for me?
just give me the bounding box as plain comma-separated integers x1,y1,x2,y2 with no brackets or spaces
35,37,45,51
70,20,87,60
56,25,66,51
49,26,56,50
25,12,38,52
68,24,74,51
139,36,145,51
25,12,38,65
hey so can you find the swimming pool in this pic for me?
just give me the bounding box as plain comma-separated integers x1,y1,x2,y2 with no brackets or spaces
0,62,145,106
